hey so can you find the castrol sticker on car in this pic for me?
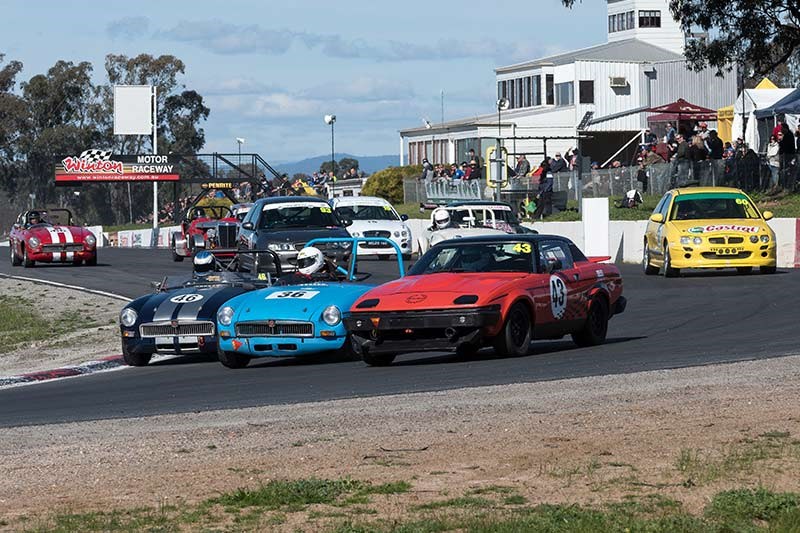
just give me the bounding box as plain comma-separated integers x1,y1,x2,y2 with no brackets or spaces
687,225,760,234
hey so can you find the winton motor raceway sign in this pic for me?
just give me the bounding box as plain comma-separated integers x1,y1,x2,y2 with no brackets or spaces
54,149,180,183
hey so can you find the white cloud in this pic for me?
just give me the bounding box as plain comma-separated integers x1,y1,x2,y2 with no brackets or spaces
106,16,150,40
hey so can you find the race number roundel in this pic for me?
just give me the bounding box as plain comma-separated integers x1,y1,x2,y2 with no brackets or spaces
549,275,567,319
169,293,204,304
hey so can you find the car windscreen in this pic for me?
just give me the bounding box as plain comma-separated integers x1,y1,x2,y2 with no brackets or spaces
258,203,341,230
669,193,761,221
410,242,534,275
335,204,399,221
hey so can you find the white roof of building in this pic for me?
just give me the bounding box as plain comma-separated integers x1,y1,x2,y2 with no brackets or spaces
495,39,682,74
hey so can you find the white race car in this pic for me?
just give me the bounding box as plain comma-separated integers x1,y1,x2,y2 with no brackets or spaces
331,196,412,259
419,201,535,254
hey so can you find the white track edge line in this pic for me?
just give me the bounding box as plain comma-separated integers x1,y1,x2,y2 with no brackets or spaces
0,273,132,302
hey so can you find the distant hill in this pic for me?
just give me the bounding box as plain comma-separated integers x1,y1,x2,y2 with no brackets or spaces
273,153,398,176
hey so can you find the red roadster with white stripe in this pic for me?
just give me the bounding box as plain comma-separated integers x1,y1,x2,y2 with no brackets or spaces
9,208,97,267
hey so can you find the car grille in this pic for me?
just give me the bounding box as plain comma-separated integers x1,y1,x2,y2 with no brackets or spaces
42,243,84,251
364,230,391,238
235,321,314,337
217,224,238,248
140,321,215,338
708,236,745,244
701,251,752,260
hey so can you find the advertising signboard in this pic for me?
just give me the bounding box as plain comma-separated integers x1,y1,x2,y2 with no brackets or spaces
54,150,181,184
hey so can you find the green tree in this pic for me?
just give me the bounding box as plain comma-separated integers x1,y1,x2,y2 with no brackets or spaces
562,0,800,77
361,165,421,204
320,160,340,176
338,157,359,173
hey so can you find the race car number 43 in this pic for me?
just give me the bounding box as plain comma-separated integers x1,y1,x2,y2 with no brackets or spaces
265,290,319,300
550,275,567,320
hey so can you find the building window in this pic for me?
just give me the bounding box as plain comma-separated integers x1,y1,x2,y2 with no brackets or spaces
515,78,523,109
555,82,574,107
639,10,661,28
546,74,554,105
533,75,541,106
508,81,516,108
579,80,594,104
626,11,635,30
608,10,635,32
524,76,532,107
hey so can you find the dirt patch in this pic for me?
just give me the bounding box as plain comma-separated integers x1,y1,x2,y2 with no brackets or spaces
0,278,122,376
1,354,799,530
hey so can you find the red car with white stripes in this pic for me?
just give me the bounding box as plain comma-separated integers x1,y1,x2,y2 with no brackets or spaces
9,208,98,267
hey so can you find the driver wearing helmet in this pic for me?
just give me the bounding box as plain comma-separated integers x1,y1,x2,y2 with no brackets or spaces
27,211,42,227
431,208,454,231
459,247,492,272
192,250,216,277
275,246,340,285
192,207,206,220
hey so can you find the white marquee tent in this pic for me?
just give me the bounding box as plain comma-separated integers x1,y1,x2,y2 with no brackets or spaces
731,87,795,151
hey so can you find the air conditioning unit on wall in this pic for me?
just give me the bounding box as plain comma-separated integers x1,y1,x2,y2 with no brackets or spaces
609,76,628,87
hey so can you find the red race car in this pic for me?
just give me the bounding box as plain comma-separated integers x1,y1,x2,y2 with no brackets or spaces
171,202,252,262
9,208,98,267
345,235,626,366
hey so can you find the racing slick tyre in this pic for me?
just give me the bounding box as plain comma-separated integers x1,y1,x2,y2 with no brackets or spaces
218,344,251,369
85,254,97,266
171,237,184,262
662,245,679,278
737,266,753,275
10,243,21,266
572,296,609,347
362,350,396,367
122,343,152,367
22,246,34,268
492,302,532,357
642,244,658,275
760,265,777,275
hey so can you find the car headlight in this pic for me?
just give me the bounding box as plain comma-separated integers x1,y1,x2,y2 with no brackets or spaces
322,305,341,326
680,236,690,245
761,235,770,243
750,235,759,244
401,229,408,238
28,236,40,248
206,228,217,240
351,231,360,237
693,237,702,245
120,308,138,327
268,242,293,251
84,234,97,247
394,231,401,237
218,306,234,326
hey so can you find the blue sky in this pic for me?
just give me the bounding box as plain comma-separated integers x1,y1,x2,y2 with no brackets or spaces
4,0,606,162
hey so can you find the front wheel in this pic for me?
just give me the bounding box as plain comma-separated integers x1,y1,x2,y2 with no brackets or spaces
492,302,532,357
760,265,777,275
572,296,609,347
85,254,97,266
218,344,251,369
662,246,679,278
22,246,34,268
122,343,152,367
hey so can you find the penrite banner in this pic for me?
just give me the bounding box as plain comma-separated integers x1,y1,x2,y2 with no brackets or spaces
54,149,181,184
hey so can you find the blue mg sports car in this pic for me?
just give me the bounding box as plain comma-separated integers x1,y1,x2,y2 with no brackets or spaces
216,237,404,368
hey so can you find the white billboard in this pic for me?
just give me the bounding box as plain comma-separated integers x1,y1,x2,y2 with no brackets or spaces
113,85,153,135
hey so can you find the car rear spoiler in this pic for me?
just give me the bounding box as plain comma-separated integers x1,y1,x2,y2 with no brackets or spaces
586,256,611,263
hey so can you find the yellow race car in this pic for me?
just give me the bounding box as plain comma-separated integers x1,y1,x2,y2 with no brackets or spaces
643,187,776,277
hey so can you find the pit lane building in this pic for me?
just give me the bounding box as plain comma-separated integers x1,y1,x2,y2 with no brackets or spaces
400,0,737,168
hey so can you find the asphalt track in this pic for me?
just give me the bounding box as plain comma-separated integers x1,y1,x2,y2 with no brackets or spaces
0,247,797,428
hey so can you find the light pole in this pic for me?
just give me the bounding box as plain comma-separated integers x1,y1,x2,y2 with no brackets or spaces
324,114,336,197
236,137,245,180
495,98,510,201
423,118,433,162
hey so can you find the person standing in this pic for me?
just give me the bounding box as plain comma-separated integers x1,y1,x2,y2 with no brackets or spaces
467,148,482,168
672,134,690,186
532,160,554,219
549,152,567,174
767,135,780,191
514,154,531,178
778,125,796,187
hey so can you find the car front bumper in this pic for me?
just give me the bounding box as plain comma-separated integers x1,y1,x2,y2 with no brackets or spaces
344,305,503,356
218,333,346,357
667,242,776,269
121,332,218,355
29,249,95,262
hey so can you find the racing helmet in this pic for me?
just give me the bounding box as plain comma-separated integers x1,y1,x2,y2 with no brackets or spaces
193,250,215,275
296,246,325,275
28,211,41,225
433,208,450,230
460,247,491,272
193,207,206,219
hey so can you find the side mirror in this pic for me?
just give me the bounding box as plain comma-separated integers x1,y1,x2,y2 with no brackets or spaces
400,214,409,221
762,211,774,221
242,222,254,230
649,213,664,223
